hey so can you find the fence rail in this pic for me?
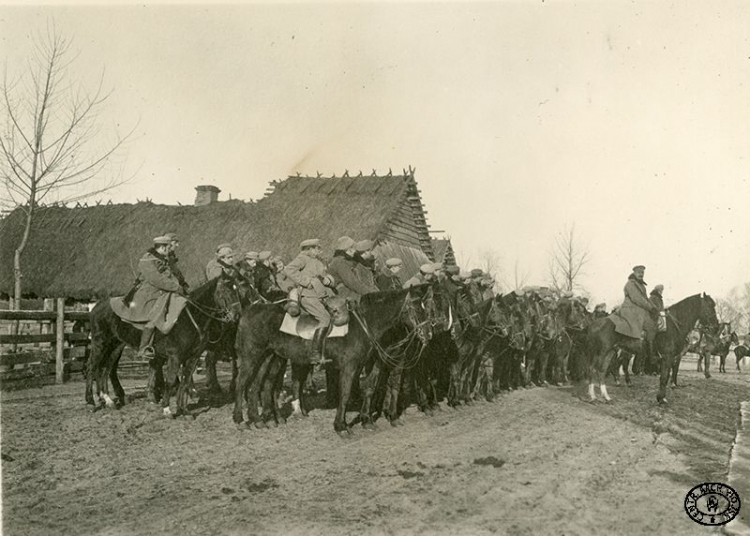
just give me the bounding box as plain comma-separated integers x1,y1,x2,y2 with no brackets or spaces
0,299,90,386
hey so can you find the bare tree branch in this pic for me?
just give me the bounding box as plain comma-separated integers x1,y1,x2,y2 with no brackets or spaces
1,27,133,308
547,223,590,294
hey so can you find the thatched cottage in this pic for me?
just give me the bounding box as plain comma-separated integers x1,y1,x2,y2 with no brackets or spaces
0,170,452,300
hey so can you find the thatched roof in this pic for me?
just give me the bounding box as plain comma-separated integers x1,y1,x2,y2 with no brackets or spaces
432,238,457,267
0,171,436,299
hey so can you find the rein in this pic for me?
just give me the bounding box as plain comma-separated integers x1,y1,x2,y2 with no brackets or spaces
350,293,429,370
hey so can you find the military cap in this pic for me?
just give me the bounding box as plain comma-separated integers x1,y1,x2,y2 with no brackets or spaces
481,277,495,286
300,239,320,249
419,263,435,274
431,262,444,272
632,265,646,271
153,236,171,245
164,233,178,241
258,251,272,261
470,268,484,278
335,236,355,251
458,271,472,280
653,284,664,293
386,258,403,267
245,251,259,260
217,245,234,257
215,243,232,253
445,265,460,275
355,239,374,252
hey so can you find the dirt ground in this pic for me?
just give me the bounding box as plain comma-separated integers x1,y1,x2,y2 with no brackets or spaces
1,357,748,536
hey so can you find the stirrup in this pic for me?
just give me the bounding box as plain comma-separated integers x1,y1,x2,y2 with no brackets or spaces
138,345,156,361
314,357,333,370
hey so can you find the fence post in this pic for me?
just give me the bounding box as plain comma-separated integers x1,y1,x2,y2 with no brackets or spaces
56,297,65,384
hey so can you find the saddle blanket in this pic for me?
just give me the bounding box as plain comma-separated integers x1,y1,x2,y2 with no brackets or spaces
109,294,188,335
279,313,348,340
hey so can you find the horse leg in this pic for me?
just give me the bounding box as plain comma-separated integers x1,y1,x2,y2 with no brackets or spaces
656,351,671,404
334,361,358,435
387,366,405,426
259,358,284,427
204,350,223,394
228,349,239,397
622,352,632,387
291,362,312,418
598,348,617,402
702,351,711,379
109,344,126,407
720,353,726,373
178,352,202,417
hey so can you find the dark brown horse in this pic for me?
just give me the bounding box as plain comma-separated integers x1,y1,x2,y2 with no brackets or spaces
734,342,749,371
586,293,718,403
86,276,242,416
232,286,434,435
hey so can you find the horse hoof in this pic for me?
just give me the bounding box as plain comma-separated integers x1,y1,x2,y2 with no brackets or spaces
266,420,278,429
162,407,174,418
254,421,267,430
362,422,376,431
337,430,350,439
391,418,404,427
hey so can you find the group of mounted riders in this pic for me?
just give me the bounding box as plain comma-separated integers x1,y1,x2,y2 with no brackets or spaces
93,234,735,429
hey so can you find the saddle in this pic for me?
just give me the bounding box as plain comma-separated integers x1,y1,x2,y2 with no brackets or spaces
279,295,350,340
109,293,188,335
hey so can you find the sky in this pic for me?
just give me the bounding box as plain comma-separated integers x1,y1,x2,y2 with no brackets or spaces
1,1,749,308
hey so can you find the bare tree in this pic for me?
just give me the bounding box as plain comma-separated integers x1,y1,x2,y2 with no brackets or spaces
500,257,530,291
1,28,133,308
548,224,590,294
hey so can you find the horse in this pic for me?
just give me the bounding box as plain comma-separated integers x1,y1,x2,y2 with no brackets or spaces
699,328,738,375
232,286,434,435
734,342,749,371
586,293,718,404
86,276,242,417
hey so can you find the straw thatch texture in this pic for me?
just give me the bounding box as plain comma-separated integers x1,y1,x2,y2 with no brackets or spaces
0,173,435,299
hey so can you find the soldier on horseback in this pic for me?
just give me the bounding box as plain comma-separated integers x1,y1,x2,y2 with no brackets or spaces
205,243,237,281
611,265,659,339
284,239,336,364
132,236,186,361
375,257,404,291
353,239,378,291
165,233,189,293
403,263,435,288
328,236,376,302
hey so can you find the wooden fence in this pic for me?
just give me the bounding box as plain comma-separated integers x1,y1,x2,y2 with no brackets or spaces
0,299,91,387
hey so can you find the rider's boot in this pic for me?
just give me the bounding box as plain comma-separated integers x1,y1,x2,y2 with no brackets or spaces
137,326,156,361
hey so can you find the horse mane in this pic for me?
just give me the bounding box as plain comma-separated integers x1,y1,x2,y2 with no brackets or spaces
188,277,220,303
665,293,702,313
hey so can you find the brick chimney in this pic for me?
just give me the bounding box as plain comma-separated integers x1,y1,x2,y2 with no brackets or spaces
194,185,221,206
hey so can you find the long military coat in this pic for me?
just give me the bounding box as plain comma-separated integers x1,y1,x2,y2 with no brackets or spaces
123,249,182,325
328,253,373,300
611,275,654,338
284,252,331,299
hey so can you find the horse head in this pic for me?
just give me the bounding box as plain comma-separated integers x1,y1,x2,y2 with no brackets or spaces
486,296,513,338
400,284,434,345
212,276,245,323
559,298,588,331
699,293,720,334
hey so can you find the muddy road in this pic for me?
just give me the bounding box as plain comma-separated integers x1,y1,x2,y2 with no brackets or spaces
1,362,748,535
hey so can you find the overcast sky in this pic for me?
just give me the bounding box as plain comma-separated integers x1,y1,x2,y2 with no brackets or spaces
1,1,749,307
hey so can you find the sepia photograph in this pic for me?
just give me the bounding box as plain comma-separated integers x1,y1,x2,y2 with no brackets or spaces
0,1,748,534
